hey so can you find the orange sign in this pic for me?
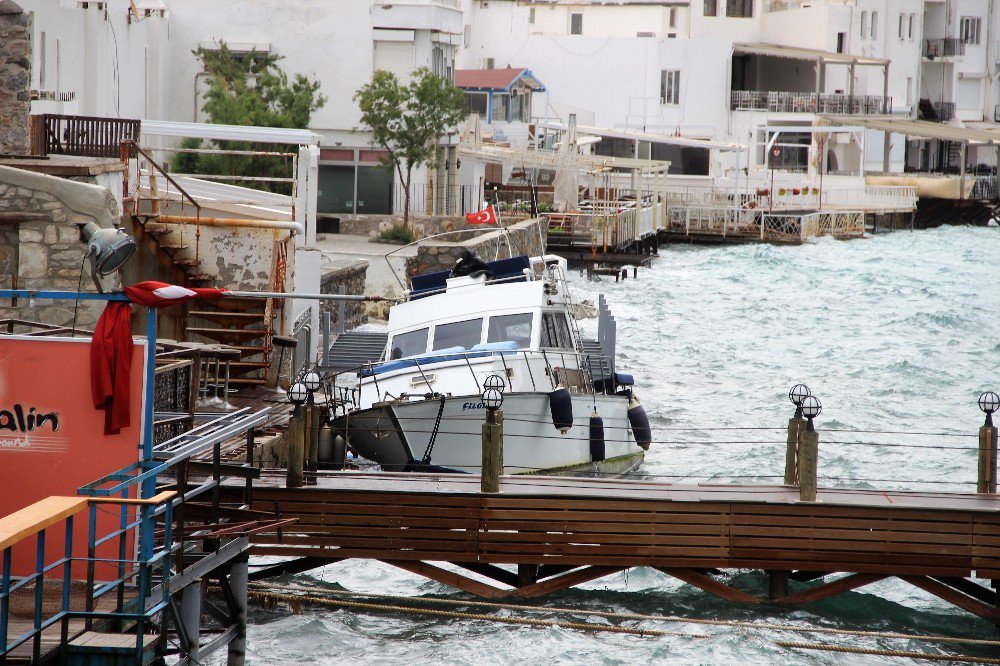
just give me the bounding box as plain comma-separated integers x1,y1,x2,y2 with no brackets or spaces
0,335,147,576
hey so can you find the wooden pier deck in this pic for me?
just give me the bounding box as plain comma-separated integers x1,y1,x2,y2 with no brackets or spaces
241,471,1000,620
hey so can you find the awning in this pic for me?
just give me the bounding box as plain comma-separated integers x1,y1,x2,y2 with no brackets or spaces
821,115,1000,145
141,119,321,146
455,68,546,93
535,122,745,151
734,43,888,67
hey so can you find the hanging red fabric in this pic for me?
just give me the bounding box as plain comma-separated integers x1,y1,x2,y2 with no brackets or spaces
90,301,134,435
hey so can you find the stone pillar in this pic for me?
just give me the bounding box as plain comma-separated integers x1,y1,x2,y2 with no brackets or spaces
0,2,31,156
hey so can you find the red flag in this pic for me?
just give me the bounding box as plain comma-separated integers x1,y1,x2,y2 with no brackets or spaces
465,205,498,225
124,281,228,308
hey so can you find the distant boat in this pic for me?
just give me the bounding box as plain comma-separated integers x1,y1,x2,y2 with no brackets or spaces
330,251,651,475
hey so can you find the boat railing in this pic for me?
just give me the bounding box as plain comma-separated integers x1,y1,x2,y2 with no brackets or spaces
318,348,621,416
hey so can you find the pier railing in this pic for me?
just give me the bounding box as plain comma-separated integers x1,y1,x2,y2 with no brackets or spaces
29,113,141,158
665,185,916,213
730,91,890,115
665,206,865,242
544,202,662,251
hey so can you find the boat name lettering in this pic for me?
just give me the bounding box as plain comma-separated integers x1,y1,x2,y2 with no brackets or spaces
461,402,485,410
0,405,60,433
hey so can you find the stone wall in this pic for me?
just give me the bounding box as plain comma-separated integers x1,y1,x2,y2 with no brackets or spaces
0,165,121,327
319,260,369,331
405,217,547,280
336,213,533,241
0,2,30,156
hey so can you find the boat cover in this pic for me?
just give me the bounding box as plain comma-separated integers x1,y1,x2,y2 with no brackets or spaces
361,341,519,377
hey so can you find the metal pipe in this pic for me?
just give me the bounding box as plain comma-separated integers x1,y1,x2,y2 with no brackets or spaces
156,215,304,234
226,290,392,302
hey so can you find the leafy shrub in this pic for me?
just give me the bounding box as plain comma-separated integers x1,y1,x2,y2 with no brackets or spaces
379,225,415,244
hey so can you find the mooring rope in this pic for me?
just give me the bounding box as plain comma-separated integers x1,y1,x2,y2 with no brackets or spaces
775,640,1000,664
242,586,698,638
247,582,1000,648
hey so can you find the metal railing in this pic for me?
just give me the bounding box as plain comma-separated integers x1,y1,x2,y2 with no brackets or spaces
0,492,175,662
925,38,966,58
665,185,917,213
544,201,662,250
971,174,999,200
665,206,865,242
730,91,890,115
29,113,141,158
931,101,957,122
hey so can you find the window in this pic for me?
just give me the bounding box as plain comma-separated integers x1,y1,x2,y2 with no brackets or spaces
540,313,574,349
908,14,915,39
390,328,429,359
464,92,488,116
485,57,495,70
860,11,867,39
510,91,530,121
871,11,877,39
528,7,535,23
725,0,752,18
669,7,677,28
491,93,509,122
898,14,905,39
433,318,483,351
836,32,846,53
570,12,582,34
487,313,533,348
704,0,717,16
960,17,981,45
39,32,46,89
660,69,680,105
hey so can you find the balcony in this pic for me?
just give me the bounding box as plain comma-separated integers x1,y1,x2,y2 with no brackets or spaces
994,104,1000,122
924,38,966,59
730,91,890,115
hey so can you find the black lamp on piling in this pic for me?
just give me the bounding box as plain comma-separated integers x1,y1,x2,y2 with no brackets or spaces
302,371,321,405
287,381,308,417
980,391,999,427
788,384,811,418
483,373,506,394
801,395,822,432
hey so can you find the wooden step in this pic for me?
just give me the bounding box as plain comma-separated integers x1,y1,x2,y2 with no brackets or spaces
68,630,161,653
157,243,189,251
227,377,269,386
232,345,269,354
187,327,268,341
173,258,202,267
230,360,271,369
204,298,269,313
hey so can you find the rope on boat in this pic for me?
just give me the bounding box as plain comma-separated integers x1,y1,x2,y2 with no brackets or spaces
775,640,1000,664
240,586,696,638
246,582,1000,648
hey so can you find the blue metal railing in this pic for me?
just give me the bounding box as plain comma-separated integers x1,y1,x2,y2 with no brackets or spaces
0,492,174,661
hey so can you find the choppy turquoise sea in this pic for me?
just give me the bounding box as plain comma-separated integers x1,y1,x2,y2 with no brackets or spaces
235,226,1000,664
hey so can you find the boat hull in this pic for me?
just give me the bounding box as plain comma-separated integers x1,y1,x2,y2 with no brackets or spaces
333,392,644,475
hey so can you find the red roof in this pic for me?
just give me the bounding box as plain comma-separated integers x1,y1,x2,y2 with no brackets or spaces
455,68,528,91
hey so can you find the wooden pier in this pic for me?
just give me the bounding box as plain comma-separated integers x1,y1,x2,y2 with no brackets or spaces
240,471,1000,622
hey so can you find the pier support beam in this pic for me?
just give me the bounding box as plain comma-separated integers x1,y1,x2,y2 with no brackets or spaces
180,581,203,663
767,570,789,600
978,423,998,494
227,555,249,666
784,416,804,485
286,415,305,489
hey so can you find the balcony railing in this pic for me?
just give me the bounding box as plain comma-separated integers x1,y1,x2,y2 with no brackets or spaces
924,38,966,58
730,91,890,115
29,113,141,159
994,104,1000,122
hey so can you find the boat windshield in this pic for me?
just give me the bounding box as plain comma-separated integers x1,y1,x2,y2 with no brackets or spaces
389,327,429,359
432,318,484,351
487,313,533,349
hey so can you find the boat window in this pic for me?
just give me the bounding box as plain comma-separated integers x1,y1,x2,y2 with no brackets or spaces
432,318,483,351
540,312,574,349
487,313,533,349
389,328,428,359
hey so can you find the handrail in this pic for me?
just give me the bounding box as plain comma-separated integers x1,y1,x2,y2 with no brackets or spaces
124,139,200,214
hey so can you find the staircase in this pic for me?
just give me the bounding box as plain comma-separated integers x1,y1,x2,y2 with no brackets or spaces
323,331,387,372
187,298,274,387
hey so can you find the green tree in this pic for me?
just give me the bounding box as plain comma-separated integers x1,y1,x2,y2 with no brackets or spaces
354,68,465,228
171,43,326,194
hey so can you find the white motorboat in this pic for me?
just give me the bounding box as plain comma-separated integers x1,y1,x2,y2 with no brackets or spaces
328,252,651,475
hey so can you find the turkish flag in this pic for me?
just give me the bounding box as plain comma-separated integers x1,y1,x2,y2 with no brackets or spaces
465,205,498,225
123,281,228,308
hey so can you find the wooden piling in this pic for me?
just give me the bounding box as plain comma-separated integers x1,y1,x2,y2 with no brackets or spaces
482,410,503,493
784,416,804,485
286,415,305,489
798,429,818,502
978,425,998,494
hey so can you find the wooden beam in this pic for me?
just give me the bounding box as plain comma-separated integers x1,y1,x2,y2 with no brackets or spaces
384,560,508,599
657,568,759,604
901,575,1000,621
247,557,335,582
790,571,831,582
929,576,998,606
774,573,886,605
512,566,626,599
450,562,518,587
